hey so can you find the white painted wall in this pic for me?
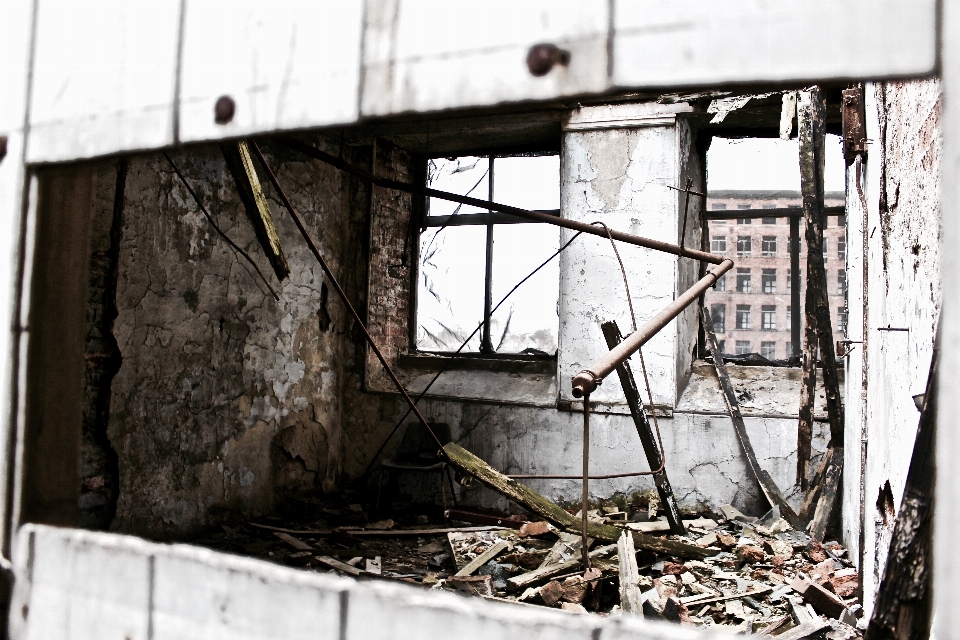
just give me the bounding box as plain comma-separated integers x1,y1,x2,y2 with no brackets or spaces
843,79,941,619
9,523,700,640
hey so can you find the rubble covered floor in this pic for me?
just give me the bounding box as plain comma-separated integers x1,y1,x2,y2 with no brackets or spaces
188,495,863,638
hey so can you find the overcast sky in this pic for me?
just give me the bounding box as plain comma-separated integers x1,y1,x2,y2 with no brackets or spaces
707,134,846,193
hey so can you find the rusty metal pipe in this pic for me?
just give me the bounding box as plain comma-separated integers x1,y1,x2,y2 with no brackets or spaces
280,137,724,265
571,259,735,398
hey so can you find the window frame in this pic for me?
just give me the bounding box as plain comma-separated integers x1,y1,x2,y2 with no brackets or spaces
416,151,561,357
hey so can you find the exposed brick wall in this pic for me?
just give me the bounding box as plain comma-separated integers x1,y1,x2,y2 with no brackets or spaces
364,141,416,392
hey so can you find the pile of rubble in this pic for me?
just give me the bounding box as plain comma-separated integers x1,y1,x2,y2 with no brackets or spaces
194,496,863,639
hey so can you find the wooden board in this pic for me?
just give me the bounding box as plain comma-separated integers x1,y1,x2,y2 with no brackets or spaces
443,442,714,560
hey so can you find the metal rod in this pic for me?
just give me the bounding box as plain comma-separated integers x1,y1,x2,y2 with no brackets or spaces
422,210,560,227
572,259,734,398
582,393,590,569
247,141,445,452
280,137,724,265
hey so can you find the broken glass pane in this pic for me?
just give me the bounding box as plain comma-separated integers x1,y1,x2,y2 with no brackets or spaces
416,225,486,351
489,156,560,354
426,156,489,218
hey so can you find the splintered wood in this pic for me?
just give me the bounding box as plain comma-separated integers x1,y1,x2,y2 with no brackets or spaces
442,443,713,560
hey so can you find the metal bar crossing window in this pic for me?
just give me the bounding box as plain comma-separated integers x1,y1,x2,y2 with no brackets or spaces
417,153,560,355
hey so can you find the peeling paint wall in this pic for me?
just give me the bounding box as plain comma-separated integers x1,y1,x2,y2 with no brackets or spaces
844,79,941,618
107,141,370,538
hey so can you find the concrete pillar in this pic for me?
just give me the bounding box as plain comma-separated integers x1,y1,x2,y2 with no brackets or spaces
558,102,702,410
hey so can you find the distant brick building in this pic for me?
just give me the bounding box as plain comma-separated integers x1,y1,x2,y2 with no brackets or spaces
703,190,846,359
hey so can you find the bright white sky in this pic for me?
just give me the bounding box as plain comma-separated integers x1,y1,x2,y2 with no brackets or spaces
707,134,846,192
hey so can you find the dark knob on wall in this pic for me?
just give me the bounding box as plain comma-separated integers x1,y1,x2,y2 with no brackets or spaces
526,43,571,77
214,95,236,125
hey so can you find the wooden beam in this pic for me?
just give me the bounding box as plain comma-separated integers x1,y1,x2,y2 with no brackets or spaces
442,443,714,560
797,87,846,539
220,140,290,281
701,307,804,530
618,531,644,614
602,320,685,535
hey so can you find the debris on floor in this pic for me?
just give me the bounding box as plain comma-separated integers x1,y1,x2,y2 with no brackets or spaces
190,497,863,638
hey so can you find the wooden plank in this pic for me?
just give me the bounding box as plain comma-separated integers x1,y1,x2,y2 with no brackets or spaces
314,555,362,576
612,0,936,89
443,442,715,560
681,585,772,607
866,331,937,640
220,140,290,281
507,544,617,590
701,307,804,530
602,320,685,535
273,532,312,551
626,517,716,533
618,531,643,614
455,540,510,577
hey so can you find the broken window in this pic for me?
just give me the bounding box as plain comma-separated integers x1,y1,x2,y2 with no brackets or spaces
711,304,726,333
416,154,560,354
736,268,752,293
735,340,751,355
736,305,751,330
761,236,777,257
737,236,752,256
762,269,777,294
761,341,777,359
761,305,777,330
711,235,727,253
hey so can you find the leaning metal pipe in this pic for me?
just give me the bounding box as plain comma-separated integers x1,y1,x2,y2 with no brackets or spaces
571,259,735,398
280,137,724,265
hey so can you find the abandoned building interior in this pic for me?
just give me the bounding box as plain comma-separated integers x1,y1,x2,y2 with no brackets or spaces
0,1,954,639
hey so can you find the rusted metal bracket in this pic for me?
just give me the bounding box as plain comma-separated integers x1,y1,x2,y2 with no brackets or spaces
702,306,805,531
601,320,685,536
842,86,867,163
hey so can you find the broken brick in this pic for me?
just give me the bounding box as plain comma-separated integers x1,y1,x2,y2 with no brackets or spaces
737,544,765,565
540,579,564,607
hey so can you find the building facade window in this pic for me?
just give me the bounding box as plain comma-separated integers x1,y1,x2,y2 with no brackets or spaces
822,238,829,261
838,307,848,334
712,203,727,210
737,236,752,256
761,341,776,359
711,236,727,253
736,268,752,293
786,306,792,331
718,339,726,353
838,270,847,295
736,305,751,330
761,236,777,257
838,235,846,261
735,340,751,355
762,269,777,293
761,305,777,330
762,217,777,224
711,304,726,333
714,274,726,292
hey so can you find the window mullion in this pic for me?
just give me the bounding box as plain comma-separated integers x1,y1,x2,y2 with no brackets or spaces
481,156,495,353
